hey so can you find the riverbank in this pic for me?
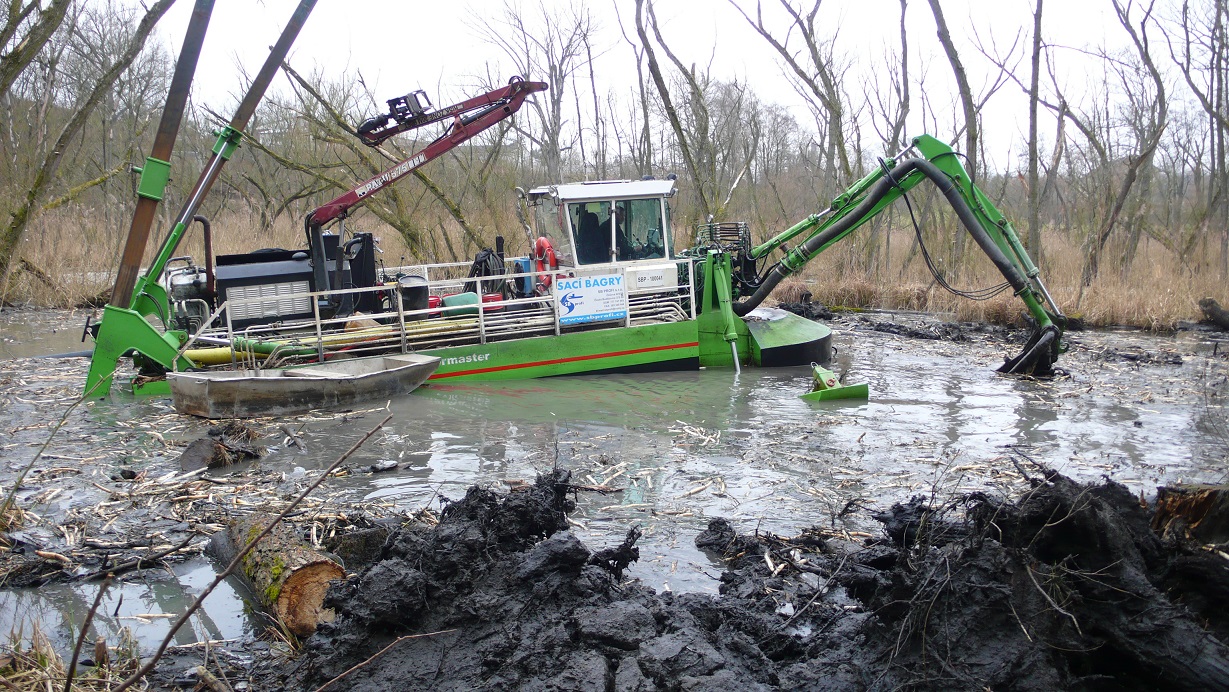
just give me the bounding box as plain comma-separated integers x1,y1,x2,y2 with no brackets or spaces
263,469,1229,691
0,309,1226,688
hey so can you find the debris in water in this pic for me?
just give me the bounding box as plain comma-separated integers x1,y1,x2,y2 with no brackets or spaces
177,421,264,472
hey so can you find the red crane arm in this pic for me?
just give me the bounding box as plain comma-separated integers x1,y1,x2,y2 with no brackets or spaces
355,79,537,146
307,79,546,228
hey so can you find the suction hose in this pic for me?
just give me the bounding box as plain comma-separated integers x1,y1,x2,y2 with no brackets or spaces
732,157,1059,375
733,157,1031,317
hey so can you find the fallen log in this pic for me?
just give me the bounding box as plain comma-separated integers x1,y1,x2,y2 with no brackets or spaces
17,258,65,294
1153,484,1229,544
1199,297,1229,331
209,513,344,637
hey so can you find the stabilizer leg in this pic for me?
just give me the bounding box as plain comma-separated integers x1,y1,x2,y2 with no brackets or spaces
85,305,193,398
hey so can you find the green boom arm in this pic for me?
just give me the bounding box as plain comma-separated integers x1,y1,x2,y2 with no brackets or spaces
734,134,1064,375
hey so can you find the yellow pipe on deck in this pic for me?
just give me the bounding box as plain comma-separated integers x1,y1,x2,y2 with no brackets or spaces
183,319,480,365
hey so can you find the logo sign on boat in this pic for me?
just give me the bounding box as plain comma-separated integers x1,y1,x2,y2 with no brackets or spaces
555,273,628,325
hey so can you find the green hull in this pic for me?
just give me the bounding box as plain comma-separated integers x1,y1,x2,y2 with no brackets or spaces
422,321,701,381
420,310,832,382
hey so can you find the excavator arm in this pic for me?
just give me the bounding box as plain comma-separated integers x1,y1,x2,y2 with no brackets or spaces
732,134,1064,376
303,78,546,304
353,80,538,147
307,77,546,228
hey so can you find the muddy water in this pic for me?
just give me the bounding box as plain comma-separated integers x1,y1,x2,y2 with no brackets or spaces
295,323,1228,595
0,558,253,653
0,308,92,360
2,310,1226,655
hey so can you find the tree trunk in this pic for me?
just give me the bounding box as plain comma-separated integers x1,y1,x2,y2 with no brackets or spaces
636,0,713,220
1120,163,1154,277
210,513,345,637
0,0,71,101
927,0,977,273
1027,0,1044,263
0,0,174,280
1081,1,1169,287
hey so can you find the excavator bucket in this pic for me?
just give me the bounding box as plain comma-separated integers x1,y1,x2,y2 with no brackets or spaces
997,326,1060,377
800,364,869,402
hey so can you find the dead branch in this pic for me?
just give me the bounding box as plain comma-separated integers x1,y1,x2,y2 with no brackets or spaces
112,414,394,692
313,629,458,692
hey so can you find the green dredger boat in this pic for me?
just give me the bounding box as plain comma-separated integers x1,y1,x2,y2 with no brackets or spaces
96,176,836,393
83,16,1062,407
84,67,1061,402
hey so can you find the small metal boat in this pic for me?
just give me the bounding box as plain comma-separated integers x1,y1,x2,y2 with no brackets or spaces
167,353,441,419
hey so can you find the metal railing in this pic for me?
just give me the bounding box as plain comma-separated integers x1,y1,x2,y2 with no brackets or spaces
174,258,697,372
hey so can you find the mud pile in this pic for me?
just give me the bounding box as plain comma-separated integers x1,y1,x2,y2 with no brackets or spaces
271,469,1229,691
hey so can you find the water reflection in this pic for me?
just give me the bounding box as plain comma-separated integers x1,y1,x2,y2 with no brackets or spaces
0,558,253,655
3,321,1225,639
0,309,90,360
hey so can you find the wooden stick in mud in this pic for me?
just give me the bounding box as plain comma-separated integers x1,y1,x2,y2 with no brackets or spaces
78,534,196,581
210,513,344,637
195,664,233,692
64,575,112,692
112,414,394,692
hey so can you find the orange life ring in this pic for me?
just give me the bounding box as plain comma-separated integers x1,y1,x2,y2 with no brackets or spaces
534,236,558,291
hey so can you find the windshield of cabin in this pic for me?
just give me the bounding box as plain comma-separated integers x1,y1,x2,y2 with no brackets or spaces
622,198,667,260
567,197,667,265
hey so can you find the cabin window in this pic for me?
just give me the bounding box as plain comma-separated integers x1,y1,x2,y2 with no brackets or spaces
569,201,611,264
568,198,667,265
532,198,573,265
622,198,667,260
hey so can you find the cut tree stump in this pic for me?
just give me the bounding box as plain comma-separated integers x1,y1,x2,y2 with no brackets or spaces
1199,298,1229,331
1153,484,1229,544
210,513,345,637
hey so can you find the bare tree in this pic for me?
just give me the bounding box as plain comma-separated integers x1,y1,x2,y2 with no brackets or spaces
1080,0,1168,286
634,0,714,219
930,0,1023,275
69,0,172,239
927,0,980,179
613,1,654,177
582,32,607,179
260,63,494,261
0,0,71,100
469,0,594,183
869,0,910,158
730,0,853,182
1027,0,1044,262
1165,0,1229,279
0,0,174,282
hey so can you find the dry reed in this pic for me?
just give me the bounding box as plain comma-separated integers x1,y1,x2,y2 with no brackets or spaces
791,226,1221,329
0,620,139,691
2,204,1222,330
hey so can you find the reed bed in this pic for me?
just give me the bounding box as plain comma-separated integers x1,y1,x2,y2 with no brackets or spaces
0,620,140,692
2,205,1221,331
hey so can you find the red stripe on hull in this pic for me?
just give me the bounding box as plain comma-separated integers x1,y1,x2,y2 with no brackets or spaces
428,341,700,380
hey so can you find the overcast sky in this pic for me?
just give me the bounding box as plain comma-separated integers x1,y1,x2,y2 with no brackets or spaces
158,0,1127,171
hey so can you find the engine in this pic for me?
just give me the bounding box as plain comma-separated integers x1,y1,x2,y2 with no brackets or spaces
167,232,380,333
